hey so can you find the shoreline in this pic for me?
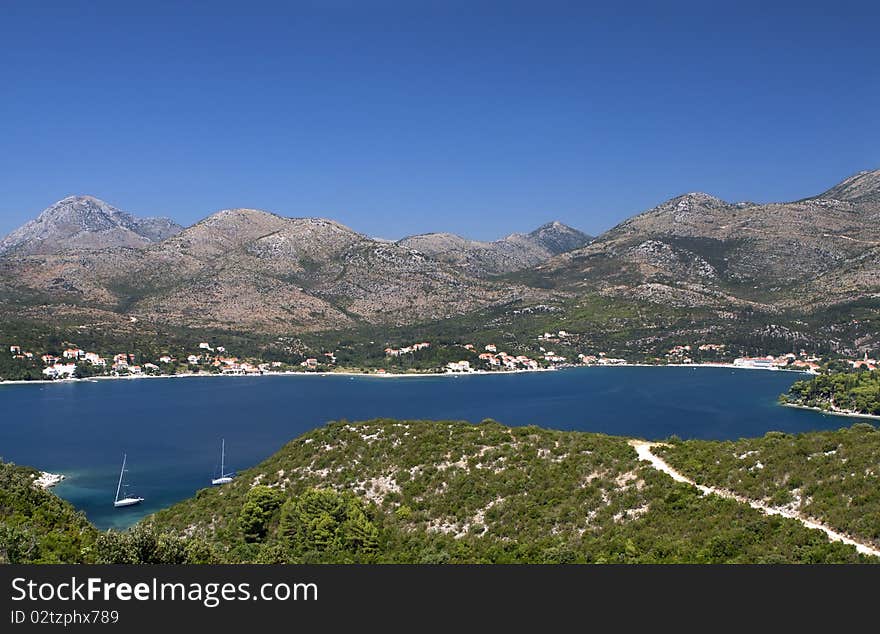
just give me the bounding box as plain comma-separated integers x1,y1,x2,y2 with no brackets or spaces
0,361,813,388
782,402,880,421
0,366,556,386
33,471,65,489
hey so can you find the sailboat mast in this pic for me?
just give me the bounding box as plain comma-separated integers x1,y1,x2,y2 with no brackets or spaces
115,453,126,503
220,439,225,476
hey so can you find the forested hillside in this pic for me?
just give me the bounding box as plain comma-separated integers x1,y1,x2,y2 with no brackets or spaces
782,371,880,415
0,461,95,563
656,424,880,547
149,419,871,563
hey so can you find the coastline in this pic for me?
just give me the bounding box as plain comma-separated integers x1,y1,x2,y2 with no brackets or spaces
0,361,813,388
33,471,65,489
0,366,555,386
782,402,880,421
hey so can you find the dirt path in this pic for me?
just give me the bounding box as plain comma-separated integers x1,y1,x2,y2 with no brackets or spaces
629,440,880,558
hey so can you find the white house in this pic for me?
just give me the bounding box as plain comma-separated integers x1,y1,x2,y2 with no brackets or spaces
84,352,105,366
42,363,76,379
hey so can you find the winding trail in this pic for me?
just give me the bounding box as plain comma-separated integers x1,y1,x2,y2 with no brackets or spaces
629,440,880,558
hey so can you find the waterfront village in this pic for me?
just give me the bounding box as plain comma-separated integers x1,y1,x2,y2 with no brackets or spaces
3,330,878,382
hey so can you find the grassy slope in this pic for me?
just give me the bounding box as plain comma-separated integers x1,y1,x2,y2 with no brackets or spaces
656,423,880,547
150,419,871,563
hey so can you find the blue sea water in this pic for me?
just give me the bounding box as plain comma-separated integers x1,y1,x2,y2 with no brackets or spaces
0,367,857,529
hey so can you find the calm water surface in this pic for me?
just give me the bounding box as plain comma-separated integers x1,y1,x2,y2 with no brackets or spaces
0,367,851,529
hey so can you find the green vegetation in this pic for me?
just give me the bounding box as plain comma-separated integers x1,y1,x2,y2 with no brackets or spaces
0,461,95,563
0,353,43,381
656,423,880,547
782,371,880,415
150,419,872,563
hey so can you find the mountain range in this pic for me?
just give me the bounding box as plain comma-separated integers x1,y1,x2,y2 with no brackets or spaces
535,169,880,311
0,197,579,333
1,169,878,353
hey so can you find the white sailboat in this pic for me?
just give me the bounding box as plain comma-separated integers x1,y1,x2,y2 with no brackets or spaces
113,453,144,508
211,438,235,485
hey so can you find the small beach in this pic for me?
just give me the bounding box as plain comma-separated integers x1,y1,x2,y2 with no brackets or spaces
33,471,65,488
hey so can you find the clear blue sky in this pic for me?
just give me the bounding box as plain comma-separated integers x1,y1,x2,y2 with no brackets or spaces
1,1,878,240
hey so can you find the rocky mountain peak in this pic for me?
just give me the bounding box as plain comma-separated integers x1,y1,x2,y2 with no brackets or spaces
669,192,727,210
816,169,880,204
0,195,182,256
205,207,280,220
525,221,592,253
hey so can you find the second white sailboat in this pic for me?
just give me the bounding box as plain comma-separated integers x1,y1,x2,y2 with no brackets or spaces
211,438,235,485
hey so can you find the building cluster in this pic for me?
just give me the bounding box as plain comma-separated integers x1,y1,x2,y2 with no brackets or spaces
698,344,726,352
447,343,542,373
300,352,337,369
538,330,570,342
8,339,270,379
540,351,566,363
477,350,541,370
445,360,472,373
666,343,727,363
8,345,34,359
184,344,265,374
42,347,149,377
9,334,877,380
666,345,694,363
850,353,878,371
384,342,431,356
733,353,821,371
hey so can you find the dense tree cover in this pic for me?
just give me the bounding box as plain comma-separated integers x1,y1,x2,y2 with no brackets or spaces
657,423,880,547
0,461,96,563
150,419,871,563
91,525,221,564
782,371,880,415
0,354,43,381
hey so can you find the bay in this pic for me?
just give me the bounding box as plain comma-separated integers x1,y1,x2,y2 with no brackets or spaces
0,367,853,529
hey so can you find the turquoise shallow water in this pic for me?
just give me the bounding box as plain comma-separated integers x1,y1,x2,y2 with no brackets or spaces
0,367,852,529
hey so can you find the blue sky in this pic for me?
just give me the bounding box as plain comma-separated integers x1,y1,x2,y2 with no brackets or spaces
1,1,878,240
